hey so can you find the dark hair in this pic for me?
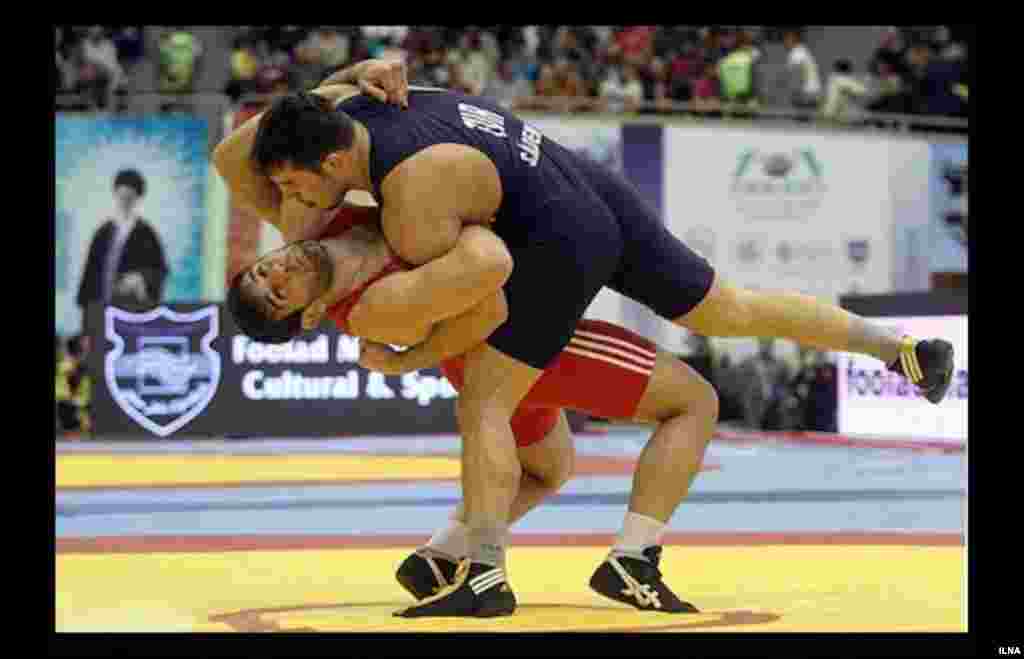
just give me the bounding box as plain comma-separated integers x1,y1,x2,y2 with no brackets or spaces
834,58,853,74
226,271,304,344
67,333,87,358
251,91,356,174
113,169,146,196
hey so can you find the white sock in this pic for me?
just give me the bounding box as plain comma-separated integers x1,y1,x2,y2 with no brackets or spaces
424,519,468,561
612,512,666,558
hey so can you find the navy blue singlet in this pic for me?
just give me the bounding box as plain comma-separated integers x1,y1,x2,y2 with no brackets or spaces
335,88,714,369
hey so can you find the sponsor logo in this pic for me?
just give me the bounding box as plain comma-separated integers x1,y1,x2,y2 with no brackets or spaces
735,238,762,265
846,239,871,269
105,306,221,437
731,148,827,221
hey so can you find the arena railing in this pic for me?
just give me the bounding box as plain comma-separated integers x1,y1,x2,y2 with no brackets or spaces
55,91,969,137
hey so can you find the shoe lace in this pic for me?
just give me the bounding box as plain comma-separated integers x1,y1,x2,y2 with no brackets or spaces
608,556,662,609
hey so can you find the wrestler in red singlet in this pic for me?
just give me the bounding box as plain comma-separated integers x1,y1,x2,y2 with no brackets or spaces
319,206,658,446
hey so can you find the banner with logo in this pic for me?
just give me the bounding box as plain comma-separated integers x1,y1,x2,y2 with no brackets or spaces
56,116,209,337
85,303,458,438
663,125,894,303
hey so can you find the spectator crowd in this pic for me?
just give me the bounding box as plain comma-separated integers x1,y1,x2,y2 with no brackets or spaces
56,333,94,437
679,336,838,433
221,25,968,124
57,25,968,126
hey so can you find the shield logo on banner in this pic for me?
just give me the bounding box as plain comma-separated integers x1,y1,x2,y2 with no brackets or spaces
104,306,221,437
847,240,870,268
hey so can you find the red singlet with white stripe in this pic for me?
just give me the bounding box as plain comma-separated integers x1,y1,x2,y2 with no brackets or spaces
319,206,658,447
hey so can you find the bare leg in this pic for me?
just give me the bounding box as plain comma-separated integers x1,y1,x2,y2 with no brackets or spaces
450,411,574,527
457,343,544,569
678,274,903,365
625,352,720,525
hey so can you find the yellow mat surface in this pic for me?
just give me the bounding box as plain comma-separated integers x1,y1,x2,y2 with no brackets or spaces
56,454,462,488
56,545,965,632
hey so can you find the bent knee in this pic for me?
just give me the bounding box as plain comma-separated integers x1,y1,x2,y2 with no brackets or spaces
635,352,720,424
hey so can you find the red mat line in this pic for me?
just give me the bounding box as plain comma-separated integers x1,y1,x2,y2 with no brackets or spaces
56,531,963,554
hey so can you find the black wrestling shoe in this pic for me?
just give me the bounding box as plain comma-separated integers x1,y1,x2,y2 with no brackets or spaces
888,336,955,404
395,548,460,600
394,559,516,618
589,546,699,613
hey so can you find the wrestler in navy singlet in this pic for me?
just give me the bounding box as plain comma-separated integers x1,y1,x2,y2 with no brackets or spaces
335,88,714,369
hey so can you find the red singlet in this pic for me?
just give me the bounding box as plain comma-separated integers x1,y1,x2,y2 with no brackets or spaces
319,205,658,446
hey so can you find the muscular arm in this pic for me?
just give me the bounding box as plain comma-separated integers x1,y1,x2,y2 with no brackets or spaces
374,144,507,326
358,291,509,374
348,225,512,342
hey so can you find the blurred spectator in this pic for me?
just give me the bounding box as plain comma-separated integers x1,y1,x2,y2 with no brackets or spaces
643,57,675,112
294,27,352,89
553,27,599,89
158,27,203,104
225,35,261,103
653,26,692,59
783,28,822,111
715,353,746,423
262,26,308,57
599,61,644,112
907,41,966,118
56,27,75,92
483,58,533,109
77,169,168,327
56,334,93,435
666,40,703,102
454,30,496,95
718,30,759,107
111,26,145,75
867,28,912,114
79,26,124,110
790,349,837,432
410,35,453,87
616,26,656,66
691,59,722,113
822,58,870,123
680,333,716,391
529,59,591,112
737,339,791,430
255,51,293,97
362,26,408,58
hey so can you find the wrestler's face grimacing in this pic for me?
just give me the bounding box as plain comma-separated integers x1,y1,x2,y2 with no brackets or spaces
270,161,348,211
240,241,333,320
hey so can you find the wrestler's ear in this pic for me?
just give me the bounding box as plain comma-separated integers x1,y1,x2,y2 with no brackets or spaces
321,151,348,175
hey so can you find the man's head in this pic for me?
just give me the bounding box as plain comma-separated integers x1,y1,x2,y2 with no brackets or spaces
783,29,803,50
227,240,334,344
113,169,146,213
907,42,933,69
251,91,358,211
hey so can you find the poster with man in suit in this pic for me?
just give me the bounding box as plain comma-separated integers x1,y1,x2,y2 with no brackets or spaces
76,169,168,320
55,116,208,337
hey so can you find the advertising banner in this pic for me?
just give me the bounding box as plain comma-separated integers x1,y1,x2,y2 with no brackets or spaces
56,116,209,337
837,314,967,441
85,303,459,438
663,125,894,303
897,143,966,290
